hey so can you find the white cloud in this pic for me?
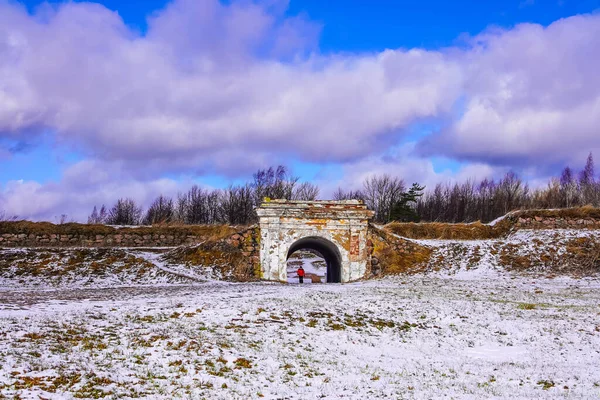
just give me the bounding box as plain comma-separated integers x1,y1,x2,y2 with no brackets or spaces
419,14,600,168
0,0,461,174
0,160,188,221
1,1,600,220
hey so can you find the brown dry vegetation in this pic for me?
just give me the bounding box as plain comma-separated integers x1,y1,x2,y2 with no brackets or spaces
516,205,600,220
1,207,599,281
375,245,432,275
499,236,600,277
162,240,257,282
384,221,499,240
2,207,598,243
370,228,432,275
383,207,600,240
0,221,238,240
381,207,600,277
498,238,600,277
422,232,600,278
563,237,600,275
0,248,157,281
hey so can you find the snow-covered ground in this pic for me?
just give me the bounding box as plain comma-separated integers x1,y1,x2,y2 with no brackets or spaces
1,229,599,398
1,275,599,399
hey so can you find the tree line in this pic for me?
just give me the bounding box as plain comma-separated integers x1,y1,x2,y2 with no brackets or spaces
88,166,319,225
415,153,600,223
88,154,600,226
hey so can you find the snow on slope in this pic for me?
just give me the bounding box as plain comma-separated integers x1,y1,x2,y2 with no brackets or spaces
0,248,225,289
408,229,600,279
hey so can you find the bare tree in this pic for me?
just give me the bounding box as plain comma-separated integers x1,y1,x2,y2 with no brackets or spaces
221,184,254,225
476,178,496,222
205,190,223,224
106,198,143,225
578,153,600,206
560,167,578,208
144,195,175,225
362,174,405,223
495,171,528,214
532,178,561,209
579,153,595,187
88,205,108,224
77,155,600,226
333,188,364,201
252,166,298,204
293,182,320,201
88,206,99,224
175,194,188,224
175,186,224,224
182,186,208,224
417,174,528,223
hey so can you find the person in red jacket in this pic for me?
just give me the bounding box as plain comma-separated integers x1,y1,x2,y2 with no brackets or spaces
297,266,305,284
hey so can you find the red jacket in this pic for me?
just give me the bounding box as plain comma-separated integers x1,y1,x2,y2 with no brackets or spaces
297,268,305,277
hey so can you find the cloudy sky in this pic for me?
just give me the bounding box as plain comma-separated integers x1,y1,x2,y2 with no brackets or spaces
1,0,600,221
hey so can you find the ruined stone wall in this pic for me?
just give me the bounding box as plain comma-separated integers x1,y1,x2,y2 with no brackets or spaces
225,226,261,277
0,222,238,248
513,216,600,230
0,232,202,247
384,209,600,241
367,226,432,276
160,226,261,281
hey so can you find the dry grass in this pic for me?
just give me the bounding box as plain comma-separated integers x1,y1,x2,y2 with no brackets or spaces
384,207,600,240
517,303,537,310
162,240,257,281
497,236,600,277
384,221,498,240
563,237,600,275
516,205,600,220
370,228,433,275
2,207,598,244
375,245,432,275
381,207,600,277
0,221,239,241
0,248,157,280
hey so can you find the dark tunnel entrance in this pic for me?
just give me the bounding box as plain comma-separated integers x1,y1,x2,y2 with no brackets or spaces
286,236,342,283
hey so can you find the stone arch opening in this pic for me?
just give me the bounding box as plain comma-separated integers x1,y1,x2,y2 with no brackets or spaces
286,248,327,283
286,236,342,283
256,200,374,283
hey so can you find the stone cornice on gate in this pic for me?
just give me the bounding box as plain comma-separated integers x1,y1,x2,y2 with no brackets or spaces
255,199,375,221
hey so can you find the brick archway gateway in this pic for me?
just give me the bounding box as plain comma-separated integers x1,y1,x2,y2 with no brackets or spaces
255,200,375,283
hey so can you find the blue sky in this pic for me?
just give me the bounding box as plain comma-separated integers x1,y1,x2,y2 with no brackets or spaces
287,0,600,50
1,0,600,220
20,0,600,49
